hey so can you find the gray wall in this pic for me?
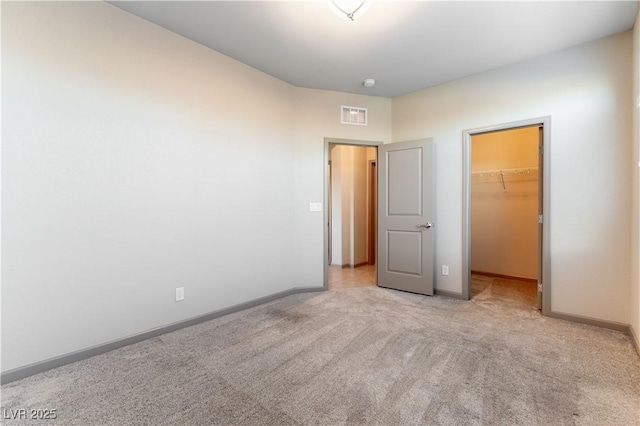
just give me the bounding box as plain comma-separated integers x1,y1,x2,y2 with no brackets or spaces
1,2,392,372
393,32,633,323
2,1,299,371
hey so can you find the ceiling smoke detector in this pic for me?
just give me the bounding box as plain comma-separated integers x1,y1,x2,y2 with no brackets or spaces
363,78,376,88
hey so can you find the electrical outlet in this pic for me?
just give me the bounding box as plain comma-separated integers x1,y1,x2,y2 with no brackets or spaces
441,265,449,276
176,287,184,302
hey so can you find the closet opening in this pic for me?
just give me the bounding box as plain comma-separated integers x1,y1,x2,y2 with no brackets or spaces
324,140,380,290
463,118,550,315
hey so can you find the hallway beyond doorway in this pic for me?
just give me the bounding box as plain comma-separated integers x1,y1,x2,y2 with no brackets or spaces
328,265,376,290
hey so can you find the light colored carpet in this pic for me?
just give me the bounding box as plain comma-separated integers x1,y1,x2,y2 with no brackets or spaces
2,285,639,425
471,273,538,312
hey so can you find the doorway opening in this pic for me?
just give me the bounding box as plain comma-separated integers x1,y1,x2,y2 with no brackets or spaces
324,139,380,290
463,118,550,315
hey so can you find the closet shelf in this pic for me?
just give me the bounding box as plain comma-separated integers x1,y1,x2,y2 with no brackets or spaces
472,167,538,191
471,167,538,177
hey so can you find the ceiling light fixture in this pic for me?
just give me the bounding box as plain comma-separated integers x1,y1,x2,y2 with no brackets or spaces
328,0,371,21
363,78,375,88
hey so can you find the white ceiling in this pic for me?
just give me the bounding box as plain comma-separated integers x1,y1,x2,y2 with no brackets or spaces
108,1,639,98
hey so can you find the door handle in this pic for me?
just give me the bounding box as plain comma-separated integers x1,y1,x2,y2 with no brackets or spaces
417,222,433,229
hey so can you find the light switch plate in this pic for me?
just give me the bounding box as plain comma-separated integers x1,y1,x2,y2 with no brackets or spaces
176,287,184,301
309,202,322,212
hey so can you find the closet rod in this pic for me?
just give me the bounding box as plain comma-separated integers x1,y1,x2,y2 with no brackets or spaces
471,166,538,177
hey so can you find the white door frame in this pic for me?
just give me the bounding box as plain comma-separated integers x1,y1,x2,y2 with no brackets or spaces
323,138,383,290
462,117,551,315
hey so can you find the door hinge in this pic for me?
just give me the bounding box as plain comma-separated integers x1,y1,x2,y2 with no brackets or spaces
537,283,543,293
538,214,543,224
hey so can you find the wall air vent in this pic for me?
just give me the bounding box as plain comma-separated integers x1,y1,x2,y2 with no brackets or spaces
341,106,367,126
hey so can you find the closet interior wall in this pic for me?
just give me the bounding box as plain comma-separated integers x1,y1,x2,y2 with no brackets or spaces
471,127,539,280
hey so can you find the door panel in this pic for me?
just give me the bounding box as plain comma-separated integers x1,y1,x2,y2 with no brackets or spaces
387,231,422,275
378,139,435,295
388,148,422,216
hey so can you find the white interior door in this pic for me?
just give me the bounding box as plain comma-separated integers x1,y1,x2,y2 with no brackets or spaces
378,139,435,295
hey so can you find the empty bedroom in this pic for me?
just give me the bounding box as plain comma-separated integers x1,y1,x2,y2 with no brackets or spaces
2,1,639,425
